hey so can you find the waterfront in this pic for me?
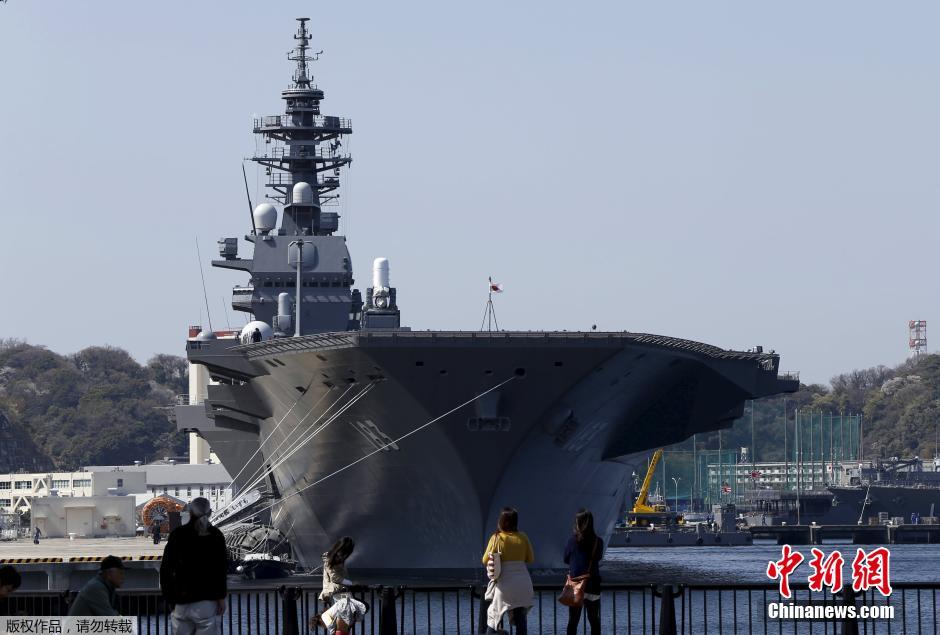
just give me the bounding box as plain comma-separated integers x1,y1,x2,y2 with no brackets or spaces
3,541,938,632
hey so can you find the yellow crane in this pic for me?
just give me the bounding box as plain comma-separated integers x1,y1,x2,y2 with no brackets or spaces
632,448,667,515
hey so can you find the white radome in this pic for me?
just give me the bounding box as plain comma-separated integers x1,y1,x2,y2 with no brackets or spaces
292,182,315,205
240,321,274,344
372,257,389,289
253,203,278,233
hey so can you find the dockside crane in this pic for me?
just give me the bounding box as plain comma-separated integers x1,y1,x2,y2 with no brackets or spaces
628,448,683,527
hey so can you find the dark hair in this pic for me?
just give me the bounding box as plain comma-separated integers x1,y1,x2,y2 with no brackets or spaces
327,536,355,568
0,565,21,590
574,509,597,547
497,507,519,532
99,555,126,571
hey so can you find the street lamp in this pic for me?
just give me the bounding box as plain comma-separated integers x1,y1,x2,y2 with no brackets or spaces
671,477,681,512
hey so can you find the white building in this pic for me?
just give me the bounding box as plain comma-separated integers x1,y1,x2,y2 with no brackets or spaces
0,470,146,515
31,494,137,538
1,462,234,517
84,462,234,510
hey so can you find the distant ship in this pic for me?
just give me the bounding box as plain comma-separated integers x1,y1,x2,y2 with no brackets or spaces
176,18,798,575
827,457,940,524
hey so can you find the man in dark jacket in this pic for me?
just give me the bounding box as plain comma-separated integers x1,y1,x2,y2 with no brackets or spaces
0,565,21,599
160,497,228,634
67,556,124,616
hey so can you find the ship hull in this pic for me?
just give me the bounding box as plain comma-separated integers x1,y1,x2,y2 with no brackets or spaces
181,330,795,574
828,485,940,525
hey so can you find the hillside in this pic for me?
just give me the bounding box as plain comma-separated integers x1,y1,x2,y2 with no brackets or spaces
0,340,188,472
650,354,940,497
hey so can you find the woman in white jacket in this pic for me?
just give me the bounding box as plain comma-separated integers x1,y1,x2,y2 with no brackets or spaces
482,507,535,635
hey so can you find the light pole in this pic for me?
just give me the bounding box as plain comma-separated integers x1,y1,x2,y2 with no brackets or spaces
671,477,681,512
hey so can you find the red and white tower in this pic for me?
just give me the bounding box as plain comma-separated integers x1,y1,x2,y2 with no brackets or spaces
909,320,927,356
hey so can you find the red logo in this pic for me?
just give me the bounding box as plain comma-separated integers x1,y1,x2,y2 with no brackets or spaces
851,547,892,597
807,548,844,593
767,546,893,598
766,545,805,599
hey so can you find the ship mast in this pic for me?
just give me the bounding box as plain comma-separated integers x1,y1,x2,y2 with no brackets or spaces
250,17,352,232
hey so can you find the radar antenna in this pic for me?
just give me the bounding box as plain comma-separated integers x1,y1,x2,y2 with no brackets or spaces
288,18,318,88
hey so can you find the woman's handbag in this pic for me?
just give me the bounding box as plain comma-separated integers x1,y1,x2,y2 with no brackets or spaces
486,533,502,581
558,538,599,608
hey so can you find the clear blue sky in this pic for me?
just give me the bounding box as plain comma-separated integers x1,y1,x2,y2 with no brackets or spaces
1,1,937,384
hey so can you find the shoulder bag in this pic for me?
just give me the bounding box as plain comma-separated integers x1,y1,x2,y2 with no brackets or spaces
486,532,502,581
558,537,599,608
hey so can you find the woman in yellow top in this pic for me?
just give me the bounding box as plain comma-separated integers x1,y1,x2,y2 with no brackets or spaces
482,507,535,635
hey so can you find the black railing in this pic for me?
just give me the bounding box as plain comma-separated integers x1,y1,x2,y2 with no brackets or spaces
1,583,937,634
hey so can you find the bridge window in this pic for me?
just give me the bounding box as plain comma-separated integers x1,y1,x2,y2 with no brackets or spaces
0,482,9,490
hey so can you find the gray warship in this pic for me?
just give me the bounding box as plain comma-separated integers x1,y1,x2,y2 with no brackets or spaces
176,18,799,575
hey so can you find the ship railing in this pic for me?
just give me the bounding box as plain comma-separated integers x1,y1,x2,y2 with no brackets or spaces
253,115,352,130
779,370,800,382
4,582,932,633
233,286,254,296
264,173,342,188
262,147,348,160
175,394,189,406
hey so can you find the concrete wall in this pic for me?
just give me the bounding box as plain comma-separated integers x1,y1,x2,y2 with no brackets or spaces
30,496,136,538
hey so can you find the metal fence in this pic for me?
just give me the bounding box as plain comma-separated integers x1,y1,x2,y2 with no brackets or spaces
1,582,937,634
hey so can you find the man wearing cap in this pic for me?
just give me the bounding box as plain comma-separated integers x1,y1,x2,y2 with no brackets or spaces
67,556,124,616
160,497,228,634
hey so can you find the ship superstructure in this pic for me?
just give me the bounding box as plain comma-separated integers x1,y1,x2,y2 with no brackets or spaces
177,19,799,575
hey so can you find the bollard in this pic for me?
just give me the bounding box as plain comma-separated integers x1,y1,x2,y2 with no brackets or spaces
839,584,859,635
653,584,679,635
379,586,398,635
279,585,300,635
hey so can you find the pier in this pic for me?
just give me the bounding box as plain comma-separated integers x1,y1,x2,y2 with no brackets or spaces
749,523,940,545
0,537,164,591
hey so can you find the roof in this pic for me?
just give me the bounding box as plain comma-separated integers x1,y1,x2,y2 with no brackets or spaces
83,463,232,486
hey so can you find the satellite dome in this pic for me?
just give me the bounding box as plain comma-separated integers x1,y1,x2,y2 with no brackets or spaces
253,203,278,233
292,182,315,205
240,321,273,344
195,330,217,341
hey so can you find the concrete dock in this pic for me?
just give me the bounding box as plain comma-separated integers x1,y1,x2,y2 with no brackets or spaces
0,537,165,591
748,523,940,545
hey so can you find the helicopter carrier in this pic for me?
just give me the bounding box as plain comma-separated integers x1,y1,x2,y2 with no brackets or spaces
176,18,799,575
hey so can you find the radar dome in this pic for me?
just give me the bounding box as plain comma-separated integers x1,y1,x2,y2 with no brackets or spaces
240,321,273,344
292,182,315,205
253,203,278,233
195,330,217,341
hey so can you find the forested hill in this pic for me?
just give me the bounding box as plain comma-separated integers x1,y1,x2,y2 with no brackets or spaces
0,340,188,472
675,353,940,463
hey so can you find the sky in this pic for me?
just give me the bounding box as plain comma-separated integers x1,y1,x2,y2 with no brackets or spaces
0,1,938,385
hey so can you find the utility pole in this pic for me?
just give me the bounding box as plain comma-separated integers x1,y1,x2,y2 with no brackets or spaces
783,398,789,490
796,408,802,525
750,400,756,480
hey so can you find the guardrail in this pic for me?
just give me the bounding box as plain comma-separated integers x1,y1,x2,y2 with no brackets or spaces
1,582,935,634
